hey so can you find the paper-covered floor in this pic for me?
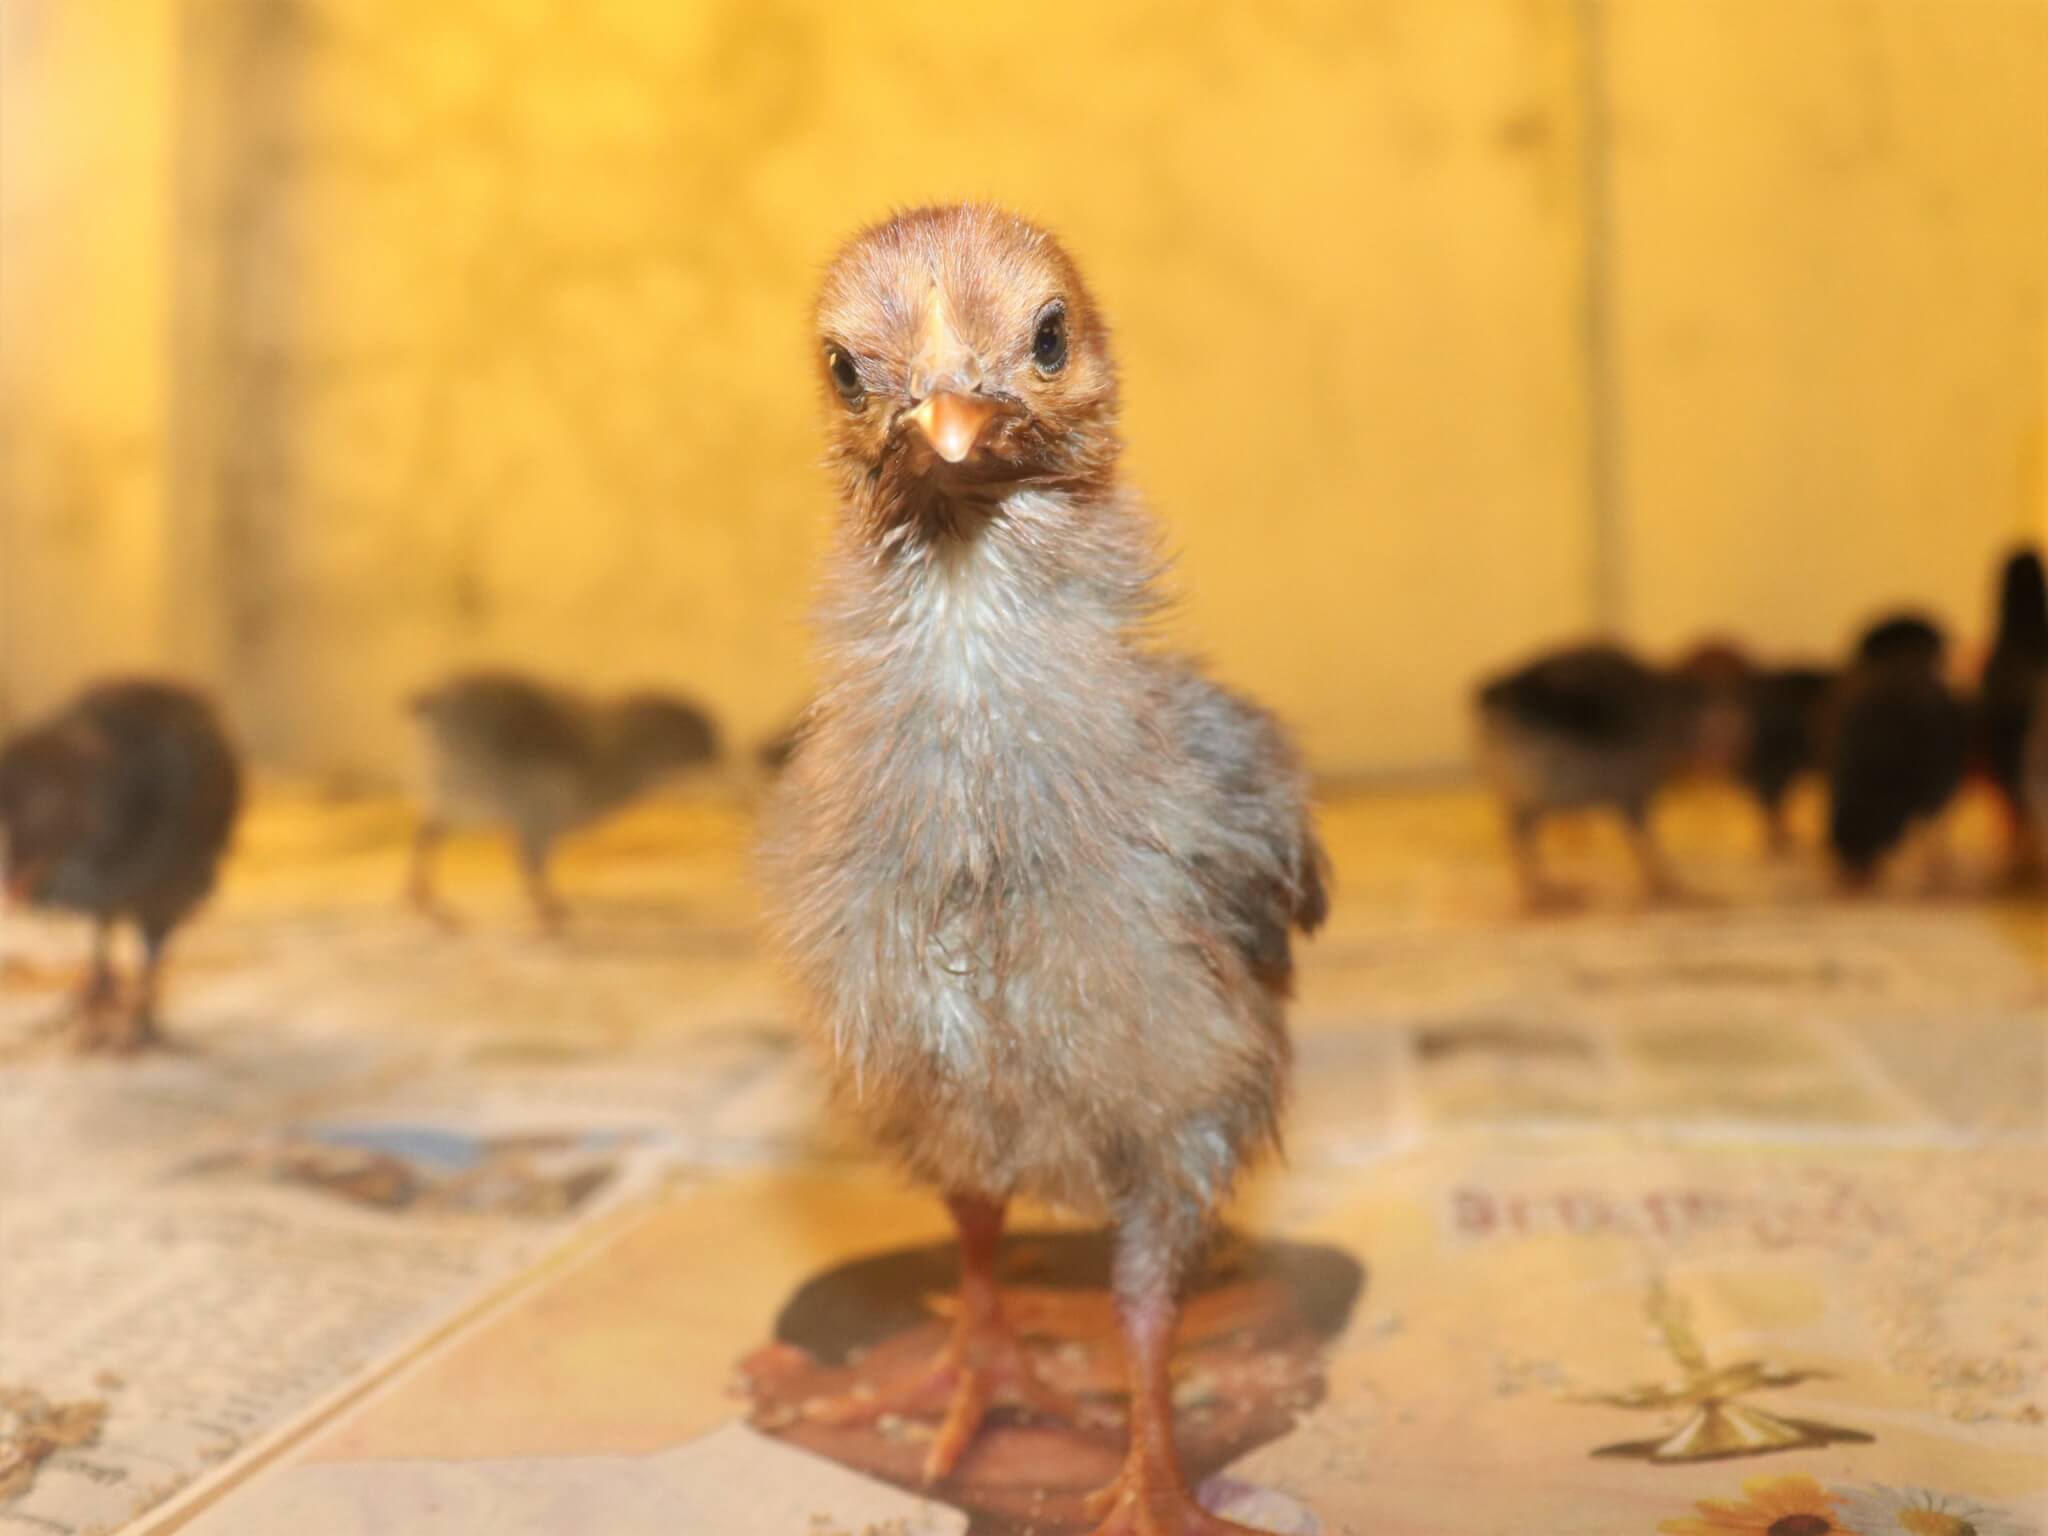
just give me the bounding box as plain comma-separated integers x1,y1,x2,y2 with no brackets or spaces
2,781,2043,1536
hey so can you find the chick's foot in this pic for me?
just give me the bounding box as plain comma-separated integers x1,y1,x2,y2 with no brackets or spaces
1083,1457,1273,1536
803,1301,1084,1482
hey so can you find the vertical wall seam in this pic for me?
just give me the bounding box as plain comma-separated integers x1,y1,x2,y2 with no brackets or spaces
1575,0,1626,634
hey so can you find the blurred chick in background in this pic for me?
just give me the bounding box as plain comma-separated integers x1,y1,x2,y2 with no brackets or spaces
2025,678,2048,872
1674,642,1834,855
1475,642,1738,909
1734,665,1836,854
1972,546,2047,881
406,672,719,930
0,680,241,1051
1826,614,1968,890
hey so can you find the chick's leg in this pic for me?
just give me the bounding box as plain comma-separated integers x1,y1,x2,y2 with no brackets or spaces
109,923,170,1054
70,918,121,1052
1911,814,1956,897
1623,801,1693,905
1507,806,1581,913
2006,815,2044,888
1085,1199,1270,1536
516,830,566,935
802,1192,1080,1483
406,819,459,928
1761,792,1794,858
1986,786,2042,888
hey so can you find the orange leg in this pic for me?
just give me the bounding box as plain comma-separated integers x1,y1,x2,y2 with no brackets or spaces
1998,796,2043,888
1507,807,1584,914
69,919,121,1051
803,1193,1081,1483
1762,799,1794,858
1085,1217,1276,1536
113,927,170,1054
517,832,568,937
406,820,462,930
1624,803,1698,906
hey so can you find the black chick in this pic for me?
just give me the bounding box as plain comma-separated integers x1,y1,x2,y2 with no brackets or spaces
1740,666,1836,853
0,680,242,1051
1858,613,1948,667
1827,614,1968,889
1674,642,1834,854
1475,642,1721,908
2025,678,2048,870
1973,547,2048,877
406,672,719,929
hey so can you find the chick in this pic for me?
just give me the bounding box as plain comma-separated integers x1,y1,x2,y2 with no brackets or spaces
1972,547,2047,878
406,672,718,929
1674,641,1833,854
1827,614,1968,889
0,680,241,1051
2025,678,2048,869
1736,665,1835,852
761,206,1327,1535
1475,643,1724,908
1856,612,1947,668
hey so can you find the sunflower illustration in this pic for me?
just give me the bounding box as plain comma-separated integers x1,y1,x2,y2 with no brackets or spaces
1835,1485,2036,1536
1659,1474,1850,1536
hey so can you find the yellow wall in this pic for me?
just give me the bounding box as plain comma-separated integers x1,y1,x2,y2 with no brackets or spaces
1608,0,2048,662
162,0,1593,776
2,1,2043,774
0,0,178,716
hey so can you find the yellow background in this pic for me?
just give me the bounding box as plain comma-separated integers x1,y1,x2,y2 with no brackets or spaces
2,0,2043,778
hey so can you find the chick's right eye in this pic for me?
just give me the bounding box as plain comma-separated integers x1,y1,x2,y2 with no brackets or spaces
825,345,864,404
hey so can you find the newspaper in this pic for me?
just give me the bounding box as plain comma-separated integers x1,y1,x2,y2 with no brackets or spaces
0,893,809,1536
0,1042,679,1536
2,791,2043,1535
178,1423,968,1536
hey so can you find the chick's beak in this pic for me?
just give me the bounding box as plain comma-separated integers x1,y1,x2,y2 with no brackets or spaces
905,392,999,465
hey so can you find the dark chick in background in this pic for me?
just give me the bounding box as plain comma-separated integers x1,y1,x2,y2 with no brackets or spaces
1475,642,1735,909
1678,641,1835,854
1972,546,2047,880
761,206,1326,1535
2024,677,2048,873
407,672,719,930
0,680,241,1052
1737,665,1836,852
1827,613,1968,890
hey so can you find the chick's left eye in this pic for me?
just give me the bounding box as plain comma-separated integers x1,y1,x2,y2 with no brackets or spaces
1032,304,1067,374
825,345,864,404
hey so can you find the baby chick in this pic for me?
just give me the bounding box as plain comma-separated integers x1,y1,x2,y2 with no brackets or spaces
761,206,1327,1535
1474,642,1727,908
1678,643,1835,854
2024,678,2048,870
406,672,718,929
1736,665,1836,853
0,680,241,1051
1973,547,2047,879
1827,614,1968,889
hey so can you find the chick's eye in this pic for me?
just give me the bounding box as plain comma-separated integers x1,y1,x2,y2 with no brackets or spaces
824,344,864,405
1031,303,1068,374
